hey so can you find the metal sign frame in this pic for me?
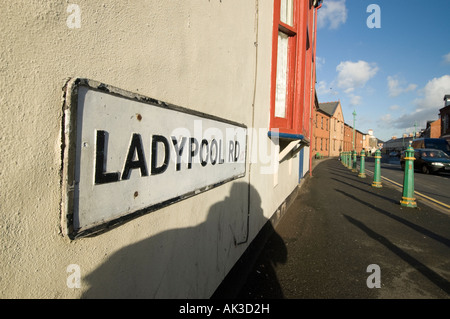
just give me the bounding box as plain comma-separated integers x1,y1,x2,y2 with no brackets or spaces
61,78,247,239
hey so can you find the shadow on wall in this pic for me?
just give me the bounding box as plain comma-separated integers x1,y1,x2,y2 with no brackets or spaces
81,182,287,299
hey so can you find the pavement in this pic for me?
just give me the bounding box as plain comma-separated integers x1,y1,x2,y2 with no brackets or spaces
213,157,450,299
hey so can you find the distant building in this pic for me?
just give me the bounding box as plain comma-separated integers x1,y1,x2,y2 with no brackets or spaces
313,96,331,157
440,94,450,142
343,123,353,151
317,101,344,156
382,133,420,154
355,129,365,153
366,129,380,153
421,120,441,138
341,125,365,153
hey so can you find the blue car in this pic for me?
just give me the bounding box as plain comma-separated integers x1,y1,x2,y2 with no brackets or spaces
400,148,450,174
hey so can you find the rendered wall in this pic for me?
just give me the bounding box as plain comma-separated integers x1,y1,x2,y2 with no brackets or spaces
0,0,301,298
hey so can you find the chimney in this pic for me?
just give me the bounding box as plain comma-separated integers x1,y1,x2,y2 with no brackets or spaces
445,94,450,107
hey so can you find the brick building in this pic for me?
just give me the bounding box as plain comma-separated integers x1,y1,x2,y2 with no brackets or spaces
316,100,344,156
440,94,450,141
313,100,331,157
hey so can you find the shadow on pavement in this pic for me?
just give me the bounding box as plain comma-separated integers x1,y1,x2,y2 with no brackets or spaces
335,189,450,249
343,214,450,295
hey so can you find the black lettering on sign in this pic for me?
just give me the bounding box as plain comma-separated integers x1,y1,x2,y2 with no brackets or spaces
234,141,240,162
218,140,224,164
228,140,234,162
94,130,120,184
151,135,170,175
188,137,199,169
122,133,149,180
171,136,187,171
210,139,218,165
200,139,209,167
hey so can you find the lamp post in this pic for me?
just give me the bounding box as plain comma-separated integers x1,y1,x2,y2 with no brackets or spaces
413,121,417,139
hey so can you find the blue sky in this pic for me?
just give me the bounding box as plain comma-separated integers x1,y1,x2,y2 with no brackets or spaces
315,0,450,142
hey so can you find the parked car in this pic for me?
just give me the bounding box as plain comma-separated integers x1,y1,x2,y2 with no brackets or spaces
411,138,450,156
400,148,450,174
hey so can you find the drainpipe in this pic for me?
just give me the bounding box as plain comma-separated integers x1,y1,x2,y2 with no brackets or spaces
235,0,259,245
309,3,322,176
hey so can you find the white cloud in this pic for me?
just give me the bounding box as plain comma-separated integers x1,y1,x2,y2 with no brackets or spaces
316,80,328,95
317,0,347,30
336,60,379,93
381,75,450,131
443,52,450,64
389,104,400,111
379,113,392,125
387,75,417,97
390,109,432,131
316,80,339,98
316,56,326,69
414,75,450,111
349,94,362,106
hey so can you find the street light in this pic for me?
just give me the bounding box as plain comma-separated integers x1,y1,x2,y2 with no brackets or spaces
413,121,417,139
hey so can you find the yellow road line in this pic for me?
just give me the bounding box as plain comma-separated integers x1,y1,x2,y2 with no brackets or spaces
364,168,450,210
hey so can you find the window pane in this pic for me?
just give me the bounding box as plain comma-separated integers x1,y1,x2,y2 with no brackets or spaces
280,0,294,26
275,32,289,118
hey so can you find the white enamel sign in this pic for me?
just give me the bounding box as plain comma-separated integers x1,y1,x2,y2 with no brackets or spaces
62,79,247,239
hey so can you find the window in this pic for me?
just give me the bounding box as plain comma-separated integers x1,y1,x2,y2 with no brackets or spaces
271,0,296,127
270,0,313,136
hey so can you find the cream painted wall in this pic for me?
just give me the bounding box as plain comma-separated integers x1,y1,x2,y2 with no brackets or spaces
330,103,344,157
0,0,301,298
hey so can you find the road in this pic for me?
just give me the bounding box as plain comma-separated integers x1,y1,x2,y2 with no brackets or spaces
363,155,450,214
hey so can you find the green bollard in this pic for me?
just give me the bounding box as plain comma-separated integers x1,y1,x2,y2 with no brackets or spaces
352,150,357,172
358,149,366,178
348,151,351,169
372,149,382,188
348,151,353,169
400,144,417,208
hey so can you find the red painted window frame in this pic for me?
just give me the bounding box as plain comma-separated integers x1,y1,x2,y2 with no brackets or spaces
270,0,318,139
270,1,299,134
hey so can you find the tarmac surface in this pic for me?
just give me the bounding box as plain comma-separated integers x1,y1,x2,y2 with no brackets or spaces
213,158,450,299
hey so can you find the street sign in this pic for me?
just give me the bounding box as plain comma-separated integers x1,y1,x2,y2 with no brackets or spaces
61,78,247,239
